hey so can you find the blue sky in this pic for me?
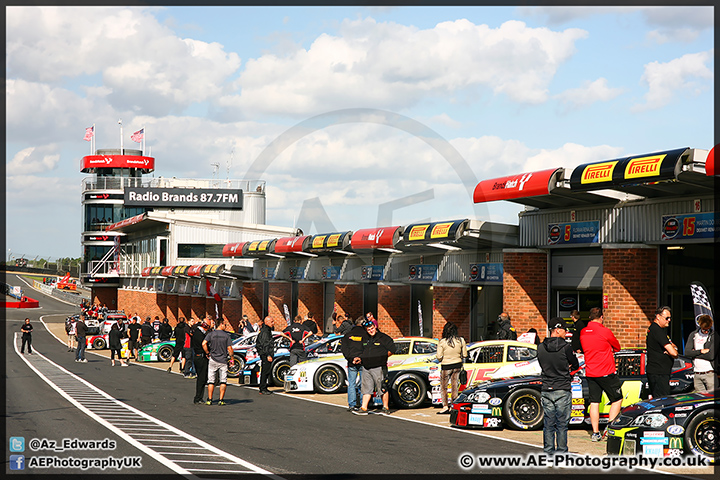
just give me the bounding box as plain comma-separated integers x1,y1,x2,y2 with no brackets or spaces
5,5,714,260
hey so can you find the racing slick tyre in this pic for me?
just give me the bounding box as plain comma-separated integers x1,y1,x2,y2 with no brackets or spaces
684,409,719,463
272,359,291,387
313,364,345,394
503,388,543,430
390,373,427,409
91,337,106,349
157,345,174,362
227,354,245,377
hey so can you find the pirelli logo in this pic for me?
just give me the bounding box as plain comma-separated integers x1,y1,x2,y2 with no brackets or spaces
408,225,429,241
258,240,270,251
430,222,453,239
312,236,326,248
248,241,260,251
327,234,341,247
581,161,618,184
624,154,665,179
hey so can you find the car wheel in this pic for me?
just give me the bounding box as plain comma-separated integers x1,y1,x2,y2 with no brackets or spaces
227,355,245,377
390,373,427,409
157,345,173,362
272,359,291,387
313,364,345,394
503,388,543,430
684,409,719,463
92,337,106,349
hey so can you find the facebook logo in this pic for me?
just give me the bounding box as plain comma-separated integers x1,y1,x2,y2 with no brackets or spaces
9,436,25,452
10,454,25,470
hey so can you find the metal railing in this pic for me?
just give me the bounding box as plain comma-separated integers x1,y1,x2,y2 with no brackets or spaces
82,177,266,193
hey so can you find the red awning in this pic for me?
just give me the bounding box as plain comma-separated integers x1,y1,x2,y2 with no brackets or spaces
274,235,311,254
707,144,716,176
81,154,155,173
106,213,147,231
350,227,402,250
141,267,152,277
160,266,174,276
473,168,561,203
222,242,246,257
187,265,204,277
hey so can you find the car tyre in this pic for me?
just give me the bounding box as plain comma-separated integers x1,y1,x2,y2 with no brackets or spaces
92,337,106,349
390,373,427,409
313,364,345,394
157,345,173,362
272,358,291,387
227,355,245,377
503,388,543,430
684,408,719,463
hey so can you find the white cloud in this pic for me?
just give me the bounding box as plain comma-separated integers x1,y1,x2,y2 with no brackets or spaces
219,18,587,117
7,146,61,175
523,143,625,172
632,51,713,112
554,78,625,111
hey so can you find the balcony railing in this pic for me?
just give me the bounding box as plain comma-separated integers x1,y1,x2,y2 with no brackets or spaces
82,177,266,193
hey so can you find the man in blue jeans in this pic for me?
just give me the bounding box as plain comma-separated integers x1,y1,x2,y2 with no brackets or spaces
537,319,579,455
341,316,368,412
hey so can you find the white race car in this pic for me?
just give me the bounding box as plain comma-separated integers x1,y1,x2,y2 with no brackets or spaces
284,336,438,394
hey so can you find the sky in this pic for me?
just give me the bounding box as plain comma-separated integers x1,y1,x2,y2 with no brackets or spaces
5,5,715,261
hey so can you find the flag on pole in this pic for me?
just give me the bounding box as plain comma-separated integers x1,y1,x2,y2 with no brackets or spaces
283,304,291,326
130,128,144,143
205,278,222,302
83,126,94,141
690,281,713,326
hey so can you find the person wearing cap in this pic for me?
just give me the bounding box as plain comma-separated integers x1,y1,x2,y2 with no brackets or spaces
537,319,579,456
580,307,622,442
353,319,395,415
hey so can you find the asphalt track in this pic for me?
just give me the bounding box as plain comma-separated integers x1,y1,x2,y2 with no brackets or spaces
4,274,714,479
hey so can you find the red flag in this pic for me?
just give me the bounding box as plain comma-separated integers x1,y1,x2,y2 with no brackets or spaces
205,278,222,302
83,126,94,141
131,128,144,143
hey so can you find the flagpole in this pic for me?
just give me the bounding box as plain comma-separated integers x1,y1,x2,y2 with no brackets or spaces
92,124,95,154
142,125,146,156
119,119,124,155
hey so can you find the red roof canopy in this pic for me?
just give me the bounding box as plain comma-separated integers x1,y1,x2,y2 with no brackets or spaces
81,154,155,173
274,235,311,254
473,168,560,203
187,265,204,277
350,227,402,250
707,144,716,176
222,242,246,257
106,213,147,231
160,266,174,276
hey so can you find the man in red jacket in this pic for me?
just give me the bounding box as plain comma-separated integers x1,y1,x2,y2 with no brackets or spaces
580,307,622,442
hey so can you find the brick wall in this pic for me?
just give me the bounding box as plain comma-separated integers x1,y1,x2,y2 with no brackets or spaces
117,289,164,320
178,295,192,322
503,250,548,341
378,284,410,337
92,287,118,309
242,282,264,324
191,296,206,321
334,283,363,322
268,282,291,323
433,285,470,339
603,247,658,348
165,294,178,326
298,282,324,331
222,298,242,332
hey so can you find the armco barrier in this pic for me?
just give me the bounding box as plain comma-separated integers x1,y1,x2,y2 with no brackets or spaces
2,296,40,308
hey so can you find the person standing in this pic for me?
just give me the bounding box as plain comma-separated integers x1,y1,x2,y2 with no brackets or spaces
202,321,234,406
684,314,717,392
537,320,580,455
341,316,368,412
353,320,396,416
256,316,276,394
182,318,197,378
646,306,678,399
435,321,469,414
159,318,173,341
66,317,77,351
570,310,588,354
580,307,622,441
20,318,33,354
283,315,312,366
152,316,162,340
333,314,353,336
302,312,321,340
75,315,88,363
494,313,517,340
168,317,187,373
140,317,153,347
126,316,141,360
108,323,128,367
191,320,210,404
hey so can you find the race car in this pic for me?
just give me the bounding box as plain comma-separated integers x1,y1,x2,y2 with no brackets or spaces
606,389,718,464
100,311,129,334
240,334,343,387
138,331,243,363
228,332,289,378
449,349,694,430
284,337,438,395
387,340,539,409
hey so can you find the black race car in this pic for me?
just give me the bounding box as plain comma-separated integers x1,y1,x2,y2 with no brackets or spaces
606,390,718,464
450,349,694,430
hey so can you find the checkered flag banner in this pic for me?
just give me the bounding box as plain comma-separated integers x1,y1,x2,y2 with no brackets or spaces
690,281,713,326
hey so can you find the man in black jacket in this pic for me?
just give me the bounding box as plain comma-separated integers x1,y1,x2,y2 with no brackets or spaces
537,319,579,456
168,317,187,373
353,320,395,416
256,316,276,394
570,310,588,353
191,321,210,404
75,316,88,362
341,317,368,412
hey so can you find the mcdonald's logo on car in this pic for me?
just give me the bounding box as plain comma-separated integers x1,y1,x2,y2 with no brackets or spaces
668,437,683,450
492,407,502,417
